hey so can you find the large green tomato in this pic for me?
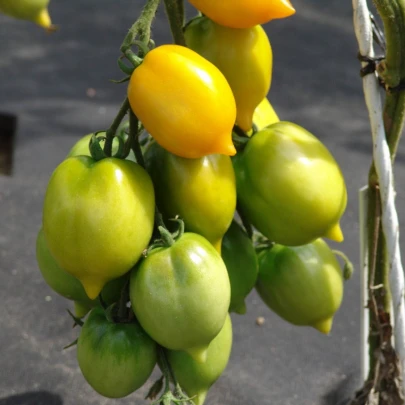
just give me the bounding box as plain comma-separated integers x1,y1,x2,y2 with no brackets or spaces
0,0,52,29
185,16,272,132
36,228,128,317
42,156,155,300
67,132,136,162
130,232,230,363
221,221,258,314
256,239,344,334
166,314,232,405
233,121,347,246
144,141,236,253
77,307,157,398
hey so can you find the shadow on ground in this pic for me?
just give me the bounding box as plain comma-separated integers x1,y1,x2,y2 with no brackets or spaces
0,391,63,405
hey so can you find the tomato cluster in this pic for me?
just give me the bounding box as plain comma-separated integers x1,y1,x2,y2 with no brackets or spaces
35,1,350,403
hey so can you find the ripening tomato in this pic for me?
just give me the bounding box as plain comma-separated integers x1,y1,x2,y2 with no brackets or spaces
185,16,272,132
166,314,232,405
221,221,258,314
77,307,157,398
144,141,236,253
252,98,280,131
187,0,295,29
0,0,52,29
256,239,344,334
233,122,347,246
130,232,230,363
128,45,236,159
42,156,155,299
36,229,127,316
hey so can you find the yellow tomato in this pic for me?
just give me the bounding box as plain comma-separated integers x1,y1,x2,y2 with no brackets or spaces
187,0,295,29
128,45,236,159
185,17,273,132
252,98,280,131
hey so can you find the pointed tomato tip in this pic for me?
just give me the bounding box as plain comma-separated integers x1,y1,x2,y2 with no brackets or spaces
312,317,333,335
221,142,237,157
73,301,92,318
325,223,344,243
80,279,104,300
186,346,209,364
231,300,247,315
276,0,296,19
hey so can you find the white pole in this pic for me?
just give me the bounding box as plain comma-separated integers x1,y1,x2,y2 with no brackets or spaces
359,186,369,382
353,0,405,394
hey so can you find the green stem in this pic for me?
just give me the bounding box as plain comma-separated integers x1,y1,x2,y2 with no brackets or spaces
104,98,130,157
163,0,186,46
120,0,160,54
130,110,145,167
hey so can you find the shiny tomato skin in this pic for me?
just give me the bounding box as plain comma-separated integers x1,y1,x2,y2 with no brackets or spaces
77,307,157,398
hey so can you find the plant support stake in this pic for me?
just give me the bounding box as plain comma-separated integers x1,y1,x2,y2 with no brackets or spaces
353,0,405,395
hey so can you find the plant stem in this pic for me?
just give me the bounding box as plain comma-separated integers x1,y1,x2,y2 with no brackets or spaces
120,0,160,54
104,98,130,157
163,0,186,45
130,110,146,168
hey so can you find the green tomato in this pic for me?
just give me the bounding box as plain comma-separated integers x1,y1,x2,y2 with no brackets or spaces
256,239,344,334
166,314,232,405
233,121,347,246
36,228,128,317
0,0,52,28
144,141,236,253
221,221,258,314
77,307,157,398
42,156,155,300
130,232,230,363
67,132,136,162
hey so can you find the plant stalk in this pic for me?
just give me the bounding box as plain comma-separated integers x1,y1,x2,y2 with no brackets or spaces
104,98,130,157
163,0,186,45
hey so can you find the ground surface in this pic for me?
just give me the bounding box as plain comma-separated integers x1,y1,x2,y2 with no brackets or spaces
1,1,404,405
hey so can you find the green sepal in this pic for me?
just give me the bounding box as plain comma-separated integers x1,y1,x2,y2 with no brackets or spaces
118,58,135,75
63,338,78,350
89,134,107,161
66,309,84,327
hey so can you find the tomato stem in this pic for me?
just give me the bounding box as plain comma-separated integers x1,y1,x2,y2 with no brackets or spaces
120,0,160,55
163,0,186,46
104,98,130,157
332,249,354,280
130,110,146,167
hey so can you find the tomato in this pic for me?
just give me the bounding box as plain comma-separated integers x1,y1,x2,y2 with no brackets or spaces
67,132,136,162
256,239,343,334
144,141,236,253
185,17,272,132
42,156,155,299
252,98,280,131
128,45,236,159
233,122,347,246
221,221,258,314
187,0,295,29
130,232,230,363
77,307,157,398
0,0,52,29
36,228,128,317
256,239,344,334
166,314,232,405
